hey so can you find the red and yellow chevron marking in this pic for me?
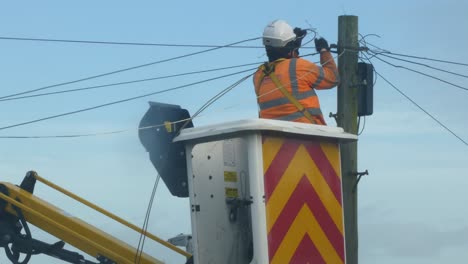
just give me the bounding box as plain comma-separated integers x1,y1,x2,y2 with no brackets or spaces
263,136,345,264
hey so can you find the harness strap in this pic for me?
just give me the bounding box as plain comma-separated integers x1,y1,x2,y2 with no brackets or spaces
258,61,317,124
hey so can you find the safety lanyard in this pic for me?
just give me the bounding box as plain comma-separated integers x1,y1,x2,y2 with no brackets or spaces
258,61,317,124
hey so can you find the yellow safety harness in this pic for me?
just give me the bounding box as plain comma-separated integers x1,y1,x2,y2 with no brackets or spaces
256,60,317,124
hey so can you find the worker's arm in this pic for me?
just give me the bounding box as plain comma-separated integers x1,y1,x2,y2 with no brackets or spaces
313,38,339,90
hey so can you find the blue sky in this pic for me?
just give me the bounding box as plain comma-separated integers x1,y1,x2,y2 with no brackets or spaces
0,1,467,263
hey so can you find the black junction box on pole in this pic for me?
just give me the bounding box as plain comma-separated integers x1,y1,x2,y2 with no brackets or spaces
358,62,374,117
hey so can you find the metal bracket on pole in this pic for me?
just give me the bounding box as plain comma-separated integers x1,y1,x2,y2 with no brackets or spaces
352,170,369,193
330,44,369,53
329,112,339,125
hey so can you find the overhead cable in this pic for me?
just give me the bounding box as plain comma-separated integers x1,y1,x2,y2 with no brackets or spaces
0,130,126,138
376,71,467,146
0,73,253,139
365,42,468,67
0,36,266,48
0,62,262,102
363,53,468,146
0,36,316,49
365,42,468,78
357,116,366,136
0,118,192,139
0,37,261,100
135,174,161,264
0,50,331,137
0,68,256,131
372,54,468,92
178,73,253,133
377,53,468,79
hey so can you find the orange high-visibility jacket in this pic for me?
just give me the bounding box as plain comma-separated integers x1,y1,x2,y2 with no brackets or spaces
253,51,339,125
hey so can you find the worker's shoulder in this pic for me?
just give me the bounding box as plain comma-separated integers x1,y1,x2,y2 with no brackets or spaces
276,57,313,66
294,57,317,67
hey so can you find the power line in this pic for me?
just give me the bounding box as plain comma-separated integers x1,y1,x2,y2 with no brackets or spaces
362,53,467,146
386,52,468,67
377,71,467,146
372,54,468,92
366,42,468,67
0,36,316,49
194,75,252,117
0,61,328,139
178,73,253,133
0,68,256,131
0,118,194,139
357,116,366,136
0,75,252,139
0,51,332,137
135,173,161,264
0,131,125,138
0,53,320,103
0,73,254,139
0,36,267,48
0,62,262,102
364,57,468,146
0,37,261,100
378,53,468,79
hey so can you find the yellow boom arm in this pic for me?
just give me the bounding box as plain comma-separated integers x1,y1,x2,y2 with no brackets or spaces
0,171,190,263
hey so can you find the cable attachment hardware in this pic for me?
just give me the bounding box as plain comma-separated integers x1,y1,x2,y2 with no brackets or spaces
329,112,338,125
352,170,369,193
329,44,369,53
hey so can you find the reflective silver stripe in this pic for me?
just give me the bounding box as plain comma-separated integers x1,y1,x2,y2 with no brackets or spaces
289,58,299,97
259,89,317,110
274,108,323,121
311,67,324,88
259,58,316,110
305,108,323,116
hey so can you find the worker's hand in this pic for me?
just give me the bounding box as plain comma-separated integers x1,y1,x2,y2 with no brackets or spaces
293,27,307,38
314,37,330,53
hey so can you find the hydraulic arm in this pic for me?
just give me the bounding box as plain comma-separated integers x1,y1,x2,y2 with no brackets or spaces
0,171,189,264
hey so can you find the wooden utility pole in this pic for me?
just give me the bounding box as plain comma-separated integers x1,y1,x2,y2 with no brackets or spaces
337,15,359,264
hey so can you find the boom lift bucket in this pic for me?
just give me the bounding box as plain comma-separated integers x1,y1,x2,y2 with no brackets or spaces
173,118,357,264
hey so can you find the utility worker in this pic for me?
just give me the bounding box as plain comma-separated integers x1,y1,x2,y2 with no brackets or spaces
254,20,339,125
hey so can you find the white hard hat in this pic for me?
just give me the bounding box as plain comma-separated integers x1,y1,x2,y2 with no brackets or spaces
262,20,296,48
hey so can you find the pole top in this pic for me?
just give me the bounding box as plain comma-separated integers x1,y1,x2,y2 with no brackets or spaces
338,15,358,19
